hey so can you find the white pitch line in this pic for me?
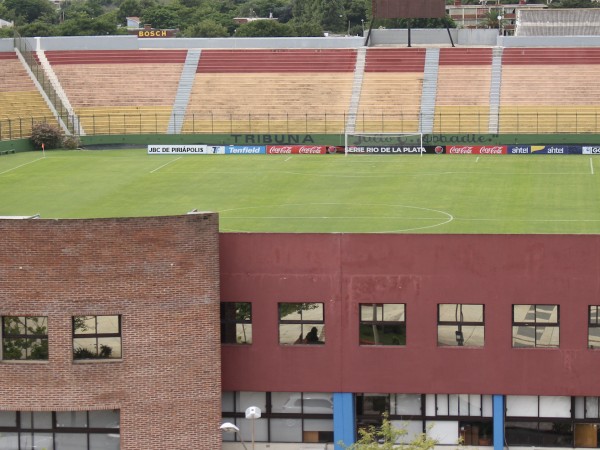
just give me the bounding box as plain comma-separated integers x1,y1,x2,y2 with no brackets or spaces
457,217,600,223
150,156,181,173
591,157,595,175
476,156,479,163
0,157,45,175
284,156,293,162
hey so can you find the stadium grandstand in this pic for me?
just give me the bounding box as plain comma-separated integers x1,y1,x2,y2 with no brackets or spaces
4,10,600,450
2,10,600,144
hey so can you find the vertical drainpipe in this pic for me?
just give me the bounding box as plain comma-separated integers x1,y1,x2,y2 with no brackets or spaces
333,393,356,450
493,395,505,450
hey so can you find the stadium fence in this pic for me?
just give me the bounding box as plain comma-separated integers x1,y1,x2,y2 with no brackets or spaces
4,111,600,141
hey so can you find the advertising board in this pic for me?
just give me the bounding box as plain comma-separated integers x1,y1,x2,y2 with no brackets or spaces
148,145,225,154
266,146,329,154
583,146,600,155
446,146,507,155
225,146,266,154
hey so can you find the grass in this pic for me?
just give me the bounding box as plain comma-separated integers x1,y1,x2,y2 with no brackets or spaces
1,149,599,234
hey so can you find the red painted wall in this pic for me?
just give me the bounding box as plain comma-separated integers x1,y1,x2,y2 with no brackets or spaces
220,233,600,396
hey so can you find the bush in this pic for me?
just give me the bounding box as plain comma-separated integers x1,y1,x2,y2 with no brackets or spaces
62,135,81,150
30,122,63,150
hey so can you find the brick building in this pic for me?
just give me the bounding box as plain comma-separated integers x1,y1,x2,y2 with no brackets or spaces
0,214,221,450
3,215,600,450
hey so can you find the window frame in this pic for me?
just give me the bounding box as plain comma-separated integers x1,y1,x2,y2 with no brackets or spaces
222,391,333,444
588,306,600,349
512,304,560,348
72,315,122,360
220,302,253,345
1,316,49,361
278,303,325,345
0,410,120,450
437,304,485,347
359,303,406,346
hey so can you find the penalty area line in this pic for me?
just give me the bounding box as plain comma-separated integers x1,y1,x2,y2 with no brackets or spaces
0,157,45,175
591,157,595,175
150,156,182,174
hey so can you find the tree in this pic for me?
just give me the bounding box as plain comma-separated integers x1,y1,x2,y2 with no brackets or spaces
320,0,346,31
0,28,13,38
184,19,228,37
17,20,57,36
235,19,294,36
290,20,323,36
141,4,180,28
117,0,142,21
340,413,439,450
3,0,57,24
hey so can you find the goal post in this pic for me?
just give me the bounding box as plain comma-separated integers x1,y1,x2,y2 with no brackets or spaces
344,132,424,156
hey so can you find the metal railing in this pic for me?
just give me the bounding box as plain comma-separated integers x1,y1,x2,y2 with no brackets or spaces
13,31,77,135
3,111,600,141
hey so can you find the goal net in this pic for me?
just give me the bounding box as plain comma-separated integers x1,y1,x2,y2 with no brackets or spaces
344,132,424,156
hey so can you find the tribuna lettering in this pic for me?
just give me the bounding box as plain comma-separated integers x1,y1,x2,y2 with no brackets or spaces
232,134,315,144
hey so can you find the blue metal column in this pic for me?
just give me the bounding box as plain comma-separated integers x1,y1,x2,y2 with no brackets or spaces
334,393,355,450
493,395,504,450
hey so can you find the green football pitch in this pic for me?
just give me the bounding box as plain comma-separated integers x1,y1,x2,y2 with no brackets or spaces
1,149,599,234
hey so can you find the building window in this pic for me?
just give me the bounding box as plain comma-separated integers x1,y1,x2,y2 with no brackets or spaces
506,395,573,447
588,306,600,349
512,305,559,348
221,303,252,344
222,391,333,444
73,315,122,359
0,410,119,449
359,303,406,345
279,303,324,345
1,316,48,360
437,304,484,347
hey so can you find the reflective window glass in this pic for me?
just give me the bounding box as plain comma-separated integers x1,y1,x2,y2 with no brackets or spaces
506,421,572,447
89,433,120,450
89,410,119,429
55,433,87,450
34,433,54,450
394,394,422,415
56,411,87,428
73,316,122,359
512,305,559,348
270,418,302,442
438,325,485,347
589,306,600,349
1,316,48,360
302,393,334,414
279,303,324,345
0,432,18,450
0,411,17,427
221,303,252,344
236,392,267,412
222,392,235,413
438,305,484,347
360,304,406,346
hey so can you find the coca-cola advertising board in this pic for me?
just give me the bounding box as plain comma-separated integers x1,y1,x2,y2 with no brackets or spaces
267,145,328,155
446,146,507,155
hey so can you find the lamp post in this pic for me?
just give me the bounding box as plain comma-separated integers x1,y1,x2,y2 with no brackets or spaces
220,422,249,450
245,406,261,450
361,19,365,35
497,15,503,35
